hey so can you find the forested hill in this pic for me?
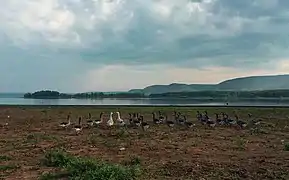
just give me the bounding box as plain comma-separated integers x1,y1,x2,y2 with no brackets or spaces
129,74,289,94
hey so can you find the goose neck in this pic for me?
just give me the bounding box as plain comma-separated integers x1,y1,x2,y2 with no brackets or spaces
116,112,121,119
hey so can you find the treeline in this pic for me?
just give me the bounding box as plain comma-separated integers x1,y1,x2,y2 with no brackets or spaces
24,91,73,99
23,89,289,99
23,90,145,99
149,90,289,98
74,92,146,98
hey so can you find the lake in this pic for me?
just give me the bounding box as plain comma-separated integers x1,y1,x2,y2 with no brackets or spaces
0,97,289,106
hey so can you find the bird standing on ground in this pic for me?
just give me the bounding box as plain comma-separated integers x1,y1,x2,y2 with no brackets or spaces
177,112,185,125
116,111,126,126
93,112,104,125
215,113,225,125
133,113,141,126
152,112,161,124
86,113,94,127
140,115,149,131
128,113,133,125
158,111,165,123
59,115,71,129
235,114,247,129
73,117,83,135
107,112,114,126
165,114,174,127
183,115,195,128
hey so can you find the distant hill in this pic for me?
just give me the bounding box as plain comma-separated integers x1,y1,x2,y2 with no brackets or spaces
129,83,216,94
217,75,289,90
129,74,289,94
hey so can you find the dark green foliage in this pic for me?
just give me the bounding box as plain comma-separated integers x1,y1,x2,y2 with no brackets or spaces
24,90,145,99
122,156,142,166
41,149,141,180
39,172,69,180
0,164,18,171
284,143,289,151
24,90,72,99
149,90,289,98
0,155,12,162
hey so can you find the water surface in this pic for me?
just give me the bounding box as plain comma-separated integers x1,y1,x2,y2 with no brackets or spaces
0,98,288,106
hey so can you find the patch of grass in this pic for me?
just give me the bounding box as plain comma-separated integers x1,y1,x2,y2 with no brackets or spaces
87,134,99,145
235,138,247,151
284,143,289,151
41,149,141,180
0,164,18,171
102,139,117,148
249,127,267,135
25,133,59,144
39,172,70,180
122,156,142,166
0,155,12,162
115,129,129,139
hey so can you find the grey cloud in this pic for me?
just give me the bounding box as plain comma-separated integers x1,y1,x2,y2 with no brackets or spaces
1,0,289,69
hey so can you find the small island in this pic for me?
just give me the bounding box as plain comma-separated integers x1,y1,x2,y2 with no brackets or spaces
23,90,145,99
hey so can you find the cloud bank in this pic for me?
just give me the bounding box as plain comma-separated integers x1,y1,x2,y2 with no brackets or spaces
1,0,289,92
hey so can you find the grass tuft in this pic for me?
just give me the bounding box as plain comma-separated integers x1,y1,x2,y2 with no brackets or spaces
235,138,247,151
39,172,69,180
25,133,59,144
122,156,142,166
0,164,18,172
284,143,289,151
41,149,141,180
0,155,12,162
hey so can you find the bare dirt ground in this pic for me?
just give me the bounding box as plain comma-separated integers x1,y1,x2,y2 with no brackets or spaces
0,106,289,180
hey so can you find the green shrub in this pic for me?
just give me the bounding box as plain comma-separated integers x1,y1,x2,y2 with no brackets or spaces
0,155,12,162
284,143,289,151
41,149,141,180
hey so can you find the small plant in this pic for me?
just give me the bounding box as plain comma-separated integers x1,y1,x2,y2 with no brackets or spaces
39,172,69,180
0,155,12,162
25,133,59,144
39,173,57,180
115,129,129,139
284,143,289,151
235,138,247,151
123,156,142,166
102,140,117,148
0,164,18,171
87,134,98,145
41,149,141,180
26,133,38,143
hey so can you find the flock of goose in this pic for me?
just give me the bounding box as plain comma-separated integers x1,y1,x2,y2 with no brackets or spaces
59,110,261,135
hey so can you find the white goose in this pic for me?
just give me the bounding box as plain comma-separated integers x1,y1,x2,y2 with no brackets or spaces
107,112,114,126
116,111,126,126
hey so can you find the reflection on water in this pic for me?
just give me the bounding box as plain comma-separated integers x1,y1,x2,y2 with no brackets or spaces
0,98,288,106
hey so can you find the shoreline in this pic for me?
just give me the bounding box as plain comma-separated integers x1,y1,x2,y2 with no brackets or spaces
21,97,289,100
0,104,289,108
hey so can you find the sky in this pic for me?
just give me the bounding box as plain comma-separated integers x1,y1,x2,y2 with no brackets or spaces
1,0,289,92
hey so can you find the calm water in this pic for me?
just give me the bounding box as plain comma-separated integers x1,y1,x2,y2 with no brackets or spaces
0,97,289,106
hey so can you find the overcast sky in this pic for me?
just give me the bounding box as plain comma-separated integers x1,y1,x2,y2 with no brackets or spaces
1,0,289,92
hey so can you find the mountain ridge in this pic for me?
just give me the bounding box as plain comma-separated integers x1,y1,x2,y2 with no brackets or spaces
129,74,289,94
